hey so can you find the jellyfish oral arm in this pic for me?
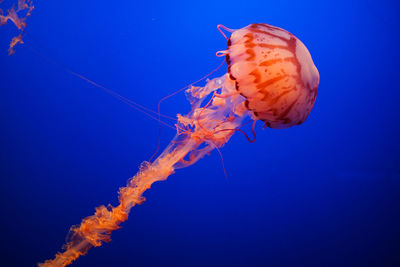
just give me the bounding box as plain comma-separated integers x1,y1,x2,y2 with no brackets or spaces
39,74,247,267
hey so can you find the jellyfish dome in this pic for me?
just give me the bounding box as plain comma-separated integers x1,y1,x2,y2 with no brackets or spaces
225,23,319,129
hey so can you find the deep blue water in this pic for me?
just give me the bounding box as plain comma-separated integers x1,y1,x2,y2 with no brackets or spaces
1,0,399,266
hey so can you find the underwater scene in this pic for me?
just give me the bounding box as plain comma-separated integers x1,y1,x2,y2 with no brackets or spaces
0,0,399,266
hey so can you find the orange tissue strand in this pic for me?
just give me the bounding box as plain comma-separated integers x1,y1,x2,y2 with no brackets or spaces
0,0,34,54
8,34,23,55
39,74,246,267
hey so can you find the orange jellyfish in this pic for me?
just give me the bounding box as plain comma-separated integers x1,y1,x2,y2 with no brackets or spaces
0,0,34,54
38,23,319,266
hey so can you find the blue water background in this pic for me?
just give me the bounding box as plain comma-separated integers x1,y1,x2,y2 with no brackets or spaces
0,0,399,266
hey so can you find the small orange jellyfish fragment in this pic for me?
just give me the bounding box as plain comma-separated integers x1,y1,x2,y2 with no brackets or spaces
39,23,319,267
0,0,34,54
8,34,23,54
225,23,319,129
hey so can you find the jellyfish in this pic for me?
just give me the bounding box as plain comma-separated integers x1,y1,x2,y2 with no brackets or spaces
0,0,34,54
28,23,319,266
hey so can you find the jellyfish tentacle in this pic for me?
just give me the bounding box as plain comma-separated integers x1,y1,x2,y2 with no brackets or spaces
39,73,249,267
25,45,179,128
210,140,229,179
150,60,226,162
217,24,235,40
216,50,228,57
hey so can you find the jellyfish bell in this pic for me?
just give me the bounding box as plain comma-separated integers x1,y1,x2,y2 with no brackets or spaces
222,23,319,129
